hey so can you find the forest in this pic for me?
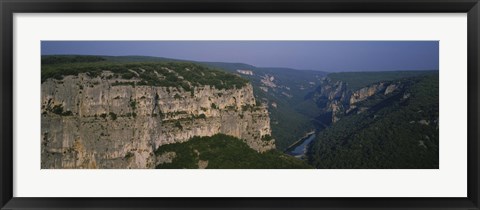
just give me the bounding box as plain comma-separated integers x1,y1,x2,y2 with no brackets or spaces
308,74,439,169
155,134,312,169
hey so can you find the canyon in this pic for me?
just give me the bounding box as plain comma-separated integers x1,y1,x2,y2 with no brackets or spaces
309,77,402,123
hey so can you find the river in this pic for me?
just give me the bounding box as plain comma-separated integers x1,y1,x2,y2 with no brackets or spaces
286,133,316,159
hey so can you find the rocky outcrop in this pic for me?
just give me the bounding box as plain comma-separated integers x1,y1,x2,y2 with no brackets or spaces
41,73,275,169
349,83,387,104
236,69,254,75
384,84,398,95
310,78,402,123
261,74,276,88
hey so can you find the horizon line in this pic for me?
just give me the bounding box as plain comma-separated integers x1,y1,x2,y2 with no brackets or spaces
41,54,439,73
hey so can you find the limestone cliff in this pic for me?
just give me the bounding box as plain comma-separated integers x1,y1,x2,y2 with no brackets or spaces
41,72,275,169
311,78,402,123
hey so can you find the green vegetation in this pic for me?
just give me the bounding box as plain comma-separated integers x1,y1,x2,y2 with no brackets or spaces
328,70,437,91
270,102,316,150
174,121,183,130
189,114,207,120
308,74,439,169
62,110,73,116
112,81,135,87
155,134,312,169
51,104,64,115
129,99,137,110
241,104,262,112
125,112,137,118
109,112,117,120
48,104,73,116
261,134,273,141
124,152,134,160
41,55,106,65
42,56,249,90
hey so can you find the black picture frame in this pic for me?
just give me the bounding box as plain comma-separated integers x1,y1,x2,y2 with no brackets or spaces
1,0,479,209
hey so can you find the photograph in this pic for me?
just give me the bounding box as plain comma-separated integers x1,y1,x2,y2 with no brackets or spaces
40,41,439,169
2,0,477,208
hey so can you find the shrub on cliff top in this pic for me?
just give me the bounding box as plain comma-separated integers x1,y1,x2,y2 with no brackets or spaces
41,55,106,65
109,112,117,120
41,56,249,90
261,134,273,142
174,121,183,130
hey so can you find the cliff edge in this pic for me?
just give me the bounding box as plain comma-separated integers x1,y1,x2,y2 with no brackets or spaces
41,62,275,169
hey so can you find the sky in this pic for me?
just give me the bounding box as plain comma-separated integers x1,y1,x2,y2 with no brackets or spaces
41,41,439,72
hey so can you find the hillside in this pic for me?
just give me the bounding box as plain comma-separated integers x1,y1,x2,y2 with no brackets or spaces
302,70,439,126
42,56,248,90
328,70,437,91
307,73,439,169
155,134,312,169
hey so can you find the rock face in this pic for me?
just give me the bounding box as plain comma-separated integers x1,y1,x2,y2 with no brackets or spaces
311,78,402,123
236,69,254,75
349,83,387,104
41,73,275,169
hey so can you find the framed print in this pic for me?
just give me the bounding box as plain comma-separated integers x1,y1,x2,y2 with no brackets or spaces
1,0,479,209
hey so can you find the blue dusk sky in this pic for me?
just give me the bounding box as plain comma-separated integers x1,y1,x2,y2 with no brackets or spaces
41,41,439,72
